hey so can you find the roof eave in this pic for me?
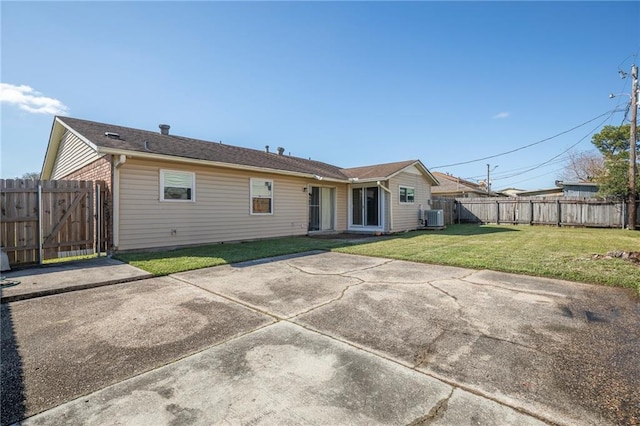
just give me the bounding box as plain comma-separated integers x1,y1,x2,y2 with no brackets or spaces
41,117,101,179
96,147,350,183
393,160,439,186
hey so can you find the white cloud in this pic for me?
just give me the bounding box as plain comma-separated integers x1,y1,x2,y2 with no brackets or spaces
0,83,69,115
492,112,510,119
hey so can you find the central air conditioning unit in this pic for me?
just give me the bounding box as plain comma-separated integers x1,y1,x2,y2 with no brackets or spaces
423,209,444,228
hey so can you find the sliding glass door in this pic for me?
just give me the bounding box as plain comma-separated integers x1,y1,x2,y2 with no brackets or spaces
351,186,379,227
309,186,335,231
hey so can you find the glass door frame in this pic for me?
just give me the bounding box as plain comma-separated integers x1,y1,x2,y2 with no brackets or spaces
308,185,336,232
349,184,385,232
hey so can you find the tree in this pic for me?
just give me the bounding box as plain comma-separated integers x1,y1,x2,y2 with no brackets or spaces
592,124,635,156
17,172,40,181
590,124,639,198
562,151,605,182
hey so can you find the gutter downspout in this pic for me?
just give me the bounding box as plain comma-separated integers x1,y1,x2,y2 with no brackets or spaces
376,180,392,233
113,155,127,250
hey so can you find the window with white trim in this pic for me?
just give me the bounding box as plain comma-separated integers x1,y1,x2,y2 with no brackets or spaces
251,178,273,214
160,170,195,202
399,186,415,203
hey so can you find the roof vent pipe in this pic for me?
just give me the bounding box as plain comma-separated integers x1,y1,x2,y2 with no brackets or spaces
277,147,285,156
265,145,270,153
159,124,170,135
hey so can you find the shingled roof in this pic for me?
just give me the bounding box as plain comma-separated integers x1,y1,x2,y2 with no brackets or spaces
46,117,436,183
55,117,349,180
431,171,486,195
342,160,418,180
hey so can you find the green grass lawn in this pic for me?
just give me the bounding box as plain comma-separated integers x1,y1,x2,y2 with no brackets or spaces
113,237,346,276
114,225,640,294
336,225,640,293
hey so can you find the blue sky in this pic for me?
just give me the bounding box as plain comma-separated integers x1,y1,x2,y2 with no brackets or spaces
1,1,638,190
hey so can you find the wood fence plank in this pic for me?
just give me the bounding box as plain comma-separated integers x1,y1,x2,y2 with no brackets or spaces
1,179,102,265
435,197,631,228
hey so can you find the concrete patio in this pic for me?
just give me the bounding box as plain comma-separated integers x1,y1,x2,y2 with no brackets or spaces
2,252,638,425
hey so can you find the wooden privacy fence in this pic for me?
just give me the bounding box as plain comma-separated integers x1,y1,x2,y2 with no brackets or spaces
1,179,109,266
432,197,639,228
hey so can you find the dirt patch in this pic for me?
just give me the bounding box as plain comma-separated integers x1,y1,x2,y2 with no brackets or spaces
592,251,640,265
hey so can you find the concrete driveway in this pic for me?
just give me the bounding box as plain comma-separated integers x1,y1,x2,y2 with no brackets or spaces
2,252,638,425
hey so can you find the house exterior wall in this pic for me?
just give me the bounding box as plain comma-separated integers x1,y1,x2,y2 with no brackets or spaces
563,185,599,198
51,130,102,179
388,166,432,232
60,156,113,189
116,158,348,250
335,184,348,232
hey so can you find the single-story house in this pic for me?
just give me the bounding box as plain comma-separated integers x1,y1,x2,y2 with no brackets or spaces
554,181,600,198
499,187,526,197
41,117,440,251
511,187,564,198
431,171,498,197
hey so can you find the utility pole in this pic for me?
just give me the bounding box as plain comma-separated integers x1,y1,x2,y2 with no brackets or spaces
487,164,491,195
486,164,498,195
629,64,638,230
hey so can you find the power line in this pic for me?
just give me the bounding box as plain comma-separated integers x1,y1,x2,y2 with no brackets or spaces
489,109,618,183
500,167,565,187
463,155,570,181
491,158,569,181
431,108,625,169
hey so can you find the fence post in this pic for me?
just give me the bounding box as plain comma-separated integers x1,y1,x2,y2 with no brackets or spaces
529,200,534,225
37,182,43,264
96,183,101,257
496,200,500,224
556,199,561,227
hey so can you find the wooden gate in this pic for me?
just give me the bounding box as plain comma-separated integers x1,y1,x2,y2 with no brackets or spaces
1,179,108,266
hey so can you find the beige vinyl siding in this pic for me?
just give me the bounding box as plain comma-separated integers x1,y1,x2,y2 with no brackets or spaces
117,158,348,250
389,166,432,232
51,131,102,179
334,184,348,232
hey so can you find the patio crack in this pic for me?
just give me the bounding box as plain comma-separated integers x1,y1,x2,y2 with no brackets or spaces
413,329,448,368
472,331,547,354
170,275,283,321
287,277,366,319
285,259,394,277
426,280,459,302
407,387,454,425
460,276,566,298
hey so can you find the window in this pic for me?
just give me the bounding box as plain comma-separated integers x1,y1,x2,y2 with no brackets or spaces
251,178,273,214
399,186,415,203
160,170,195,202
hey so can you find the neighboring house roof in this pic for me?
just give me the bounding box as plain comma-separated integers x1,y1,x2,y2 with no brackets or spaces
514,187,564,197
555,181,599,188
42,117,438,184
431,171,489,196
499,187,526,197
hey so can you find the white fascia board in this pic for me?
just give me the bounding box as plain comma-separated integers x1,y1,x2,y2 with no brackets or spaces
42,117,101,179
96,147,349,183
56,117,99,151
41,119,64,179
376,160,440,185
349,178,387,184
385,160,439,186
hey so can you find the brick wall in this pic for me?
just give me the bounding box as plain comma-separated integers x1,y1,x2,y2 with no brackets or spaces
62,155,112,189
62,155,113,252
